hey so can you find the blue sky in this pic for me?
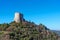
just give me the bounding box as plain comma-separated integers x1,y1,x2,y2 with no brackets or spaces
0,0,60,30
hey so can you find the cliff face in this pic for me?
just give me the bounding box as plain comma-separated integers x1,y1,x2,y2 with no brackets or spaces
0,12,58,40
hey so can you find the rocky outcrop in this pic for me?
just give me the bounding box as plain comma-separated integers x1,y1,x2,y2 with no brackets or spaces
14,12,25,23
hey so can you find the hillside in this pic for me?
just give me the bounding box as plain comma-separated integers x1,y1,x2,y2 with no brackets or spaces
0,13,58,40
0,22,58,40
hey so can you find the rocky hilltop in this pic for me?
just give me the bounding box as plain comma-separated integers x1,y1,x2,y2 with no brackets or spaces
0,12,58,40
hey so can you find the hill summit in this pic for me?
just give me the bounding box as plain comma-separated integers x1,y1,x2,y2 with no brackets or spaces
0,12,58,40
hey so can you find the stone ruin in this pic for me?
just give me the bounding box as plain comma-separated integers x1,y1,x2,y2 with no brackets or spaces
14,12,25,23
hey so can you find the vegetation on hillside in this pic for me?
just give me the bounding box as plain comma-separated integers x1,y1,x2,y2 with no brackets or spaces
0,21,58,40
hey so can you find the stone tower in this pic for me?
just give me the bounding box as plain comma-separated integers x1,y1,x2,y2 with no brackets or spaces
14,12,24,23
